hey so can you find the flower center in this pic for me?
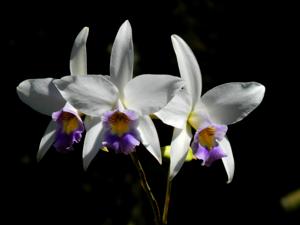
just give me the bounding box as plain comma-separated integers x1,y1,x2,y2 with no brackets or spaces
198,126,216,150
52,106,84,152
108,111,130,136
102,109,140,154
59,112,80,134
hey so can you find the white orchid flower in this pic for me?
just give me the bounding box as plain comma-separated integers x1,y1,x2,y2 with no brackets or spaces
53,20,184,170
17,27,89,160
155,35,265,183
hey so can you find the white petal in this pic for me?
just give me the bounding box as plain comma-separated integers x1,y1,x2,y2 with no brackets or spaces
220,137,234,183
54,75,119,116
17,78,65,116
202,82,265,125
83,117,104,170
154,89,192,129
110,20,133,92
70,27,89,76
171,35,202,105
124,74,184,115
137,115,162,164
169,124,192,180
37,120,56,161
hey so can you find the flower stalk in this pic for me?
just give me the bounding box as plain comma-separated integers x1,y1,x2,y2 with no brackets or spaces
130,152,161,225
162,177,172,225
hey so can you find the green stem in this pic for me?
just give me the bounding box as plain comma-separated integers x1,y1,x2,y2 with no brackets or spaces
162,176,172,225
130,152,161,225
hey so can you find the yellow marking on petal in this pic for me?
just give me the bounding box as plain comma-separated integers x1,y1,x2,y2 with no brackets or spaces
150,114,159,119
120,99,129,109
198,126,216,150
187,111,200,130
162,145,195,162
100,147,109,152
123,100,128,108
109,111,130,136
61,112,79,134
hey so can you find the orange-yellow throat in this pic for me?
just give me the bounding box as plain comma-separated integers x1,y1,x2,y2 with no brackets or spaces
60,112,80,134
109,112,130,136
198,126,216,150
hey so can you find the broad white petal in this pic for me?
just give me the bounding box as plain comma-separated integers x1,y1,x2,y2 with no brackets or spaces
37,120,56,161
124,74,184,115
202,82,265,125
110,20,133,92
171,35,202,105
83,117,104,170
54,75,119,116
154,89,191,129
17,78,65,115
169,124,192,180
137,115,162,164
220,137,234,183
70,27,89,76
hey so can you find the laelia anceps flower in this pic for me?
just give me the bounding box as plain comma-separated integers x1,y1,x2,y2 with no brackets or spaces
155,35,265,182
16,27,89,160
53,21,184,169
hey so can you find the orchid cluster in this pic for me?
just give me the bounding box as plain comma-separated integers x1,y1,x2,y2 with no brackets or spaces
17,20,265,225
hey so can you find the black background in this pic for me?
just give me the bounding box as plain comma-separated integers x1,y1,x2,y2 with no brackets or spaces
6,0,299,224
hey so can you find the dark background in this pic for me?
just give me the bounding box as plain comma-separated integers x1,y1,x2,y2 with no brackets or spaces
6,0,299,224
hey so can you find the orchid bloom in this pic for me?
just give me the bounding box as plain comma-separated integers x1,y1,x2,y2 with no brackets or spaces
155,35,265,182
53,21,184,170
16,27,89,160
